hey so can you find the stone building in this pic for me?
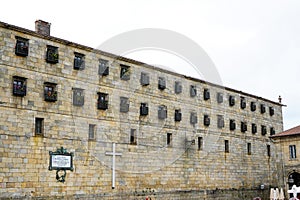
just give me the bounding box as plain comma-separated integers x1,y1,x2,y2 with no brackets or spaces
0,20,285,199
271,125,300,198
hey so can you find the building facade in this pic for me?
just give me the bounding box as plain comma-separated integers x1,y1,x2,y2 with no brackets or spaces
271,125,300,199
0,20,285,199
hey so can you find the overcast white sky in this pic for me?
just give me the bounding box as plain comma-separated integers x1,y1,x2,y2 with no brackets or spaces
1,0,299,130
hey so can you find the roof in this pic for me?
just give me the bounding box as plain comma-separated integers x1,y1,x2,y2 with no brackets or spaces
0,20,285,107
271,125,300,138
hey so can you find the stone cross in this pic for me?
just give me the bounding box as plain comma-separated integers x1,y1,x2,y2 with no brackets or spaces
105,143,122,189
288,185,300,199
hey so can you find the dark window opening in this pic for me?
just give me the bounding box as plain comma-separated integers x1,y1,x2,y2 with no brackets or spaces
247,143,251,155
190,85,197,97
204,115,210,126
44,82,57,102
97,92,109,110
73,88,84,106
267,145,271,157
46,45,59,64
158,77,166,90
261,104,266,114
167,133,172,146
198,137,203,150
217,92,223,103
140,72,150,86
290,145,297,159
35,118,44,136
204,89,210,100
130,129,137,145
88,124,96,140
261,125,267,135
175,109,182,122
99,59,109,76
140,103,149,116
241,122,247,133
175,81,182,94
252,123,257,134
251,102,256,111
15,36,29,57
12,76,27,97
269,107,275,116
217,115,224,128
230,119,236,131
74,52,85,70
158,105,167,119
240,97,246,109
225,140,229,153
120,64,130,80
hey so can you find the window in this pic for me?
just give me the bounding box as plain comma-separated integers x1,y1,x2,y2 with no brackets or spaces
140,72,150,86
247,143,251,155
99,59,109,76
198,137,203,150
225,140,229,153
230,119,236,131
229,95,235,106
261,125,267,135
270,127,275,135
174,109,182,122
267,145,271,157
240,97,246,109
120,97,129,113
269,107,275,116
130,129,137,145
74,52,85,70
13,76,27,97
289,145,297,159
35,118,44,136
260,104,266,114
203,89,210,100
158,77,166,90
97,92,108,110
46,45,59,64
15,36,29,57
140,103,149,116
217,92,223,103
190,112,198,125
252,123,257,134
73,88,84,106
120,64,130,80
190,85,197,97
203,115,210,126
174,81,182,94
241,122,247,133
44,82,57,102
250,102,256,111
217,115,224,128
158,105,167,119
88,124,96,140
167,133,172,146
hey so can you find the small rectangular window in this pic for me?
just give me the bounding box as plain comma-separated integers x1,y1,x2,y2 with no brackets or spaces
270,127,275,135
88,124,96,140
190,85,197,97
240,97,246,109
44,82,57,102
140,72,150,86
35,118,44,136
174,81,182,94
217,115,224,128
217,92,223,103
158,77,166,90
203,115,210,126
97,92,109,110
120,97,129,113
15,36,29,57
167,133,172,146
74,52,85,70
225,140,229,153
203,89,210,100
12,76,27,97
289,145,297,159
198,137,203,150
99,59,109,76
260,104,266,114
73,88,84,106
120,64,130,80
229,95,235,106
267,145,271,157
130,129,137,145
230,119,236,131
261,125,267,135
252,123,257,134
241,122,247,133
190,112,198,125
251,102,256,111
269,107,275,116
158,105,167,119
140,103,149,116
46,45,59,64
175,109,182,122
247,143,251,155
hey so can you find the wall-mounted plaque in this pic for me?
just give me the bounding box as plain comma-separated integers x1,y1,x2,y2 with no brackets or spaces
49,147,74,171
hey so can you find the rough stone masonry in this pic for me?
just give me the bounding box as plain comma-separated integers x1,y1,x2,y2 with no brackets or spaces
0,20,285,199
